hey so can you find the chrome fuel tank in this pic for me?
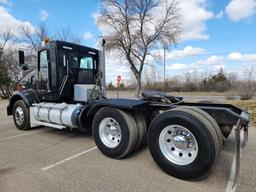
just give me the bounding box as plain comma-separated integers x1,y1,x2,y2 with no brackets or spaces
31,102,82,128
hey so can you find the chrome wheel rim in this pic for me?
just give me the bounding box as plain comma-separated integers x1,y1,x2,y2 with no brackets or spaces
99,117,122,148
159,125,198,165
15,107,24,126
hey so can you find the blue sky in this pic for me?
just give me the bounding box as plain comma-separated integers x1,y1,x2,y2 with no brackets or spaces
0,0,256,83
4,0,101,46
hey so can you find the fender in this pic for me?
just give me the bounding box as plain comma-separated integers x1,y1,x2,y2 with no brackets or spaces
86,98,150,117
7,89,40,115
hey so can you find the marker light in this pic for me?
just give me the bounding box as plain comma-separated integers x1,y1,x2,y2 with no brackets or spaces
41,37,50,47
44,37,50,44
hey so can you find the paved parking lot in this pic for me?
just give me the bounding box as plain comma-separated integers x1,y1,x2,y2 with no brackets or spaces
0,100,255,192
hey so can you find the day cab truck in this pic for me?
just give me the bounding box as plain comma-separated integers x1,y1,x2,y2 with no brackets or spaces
7,39,249,182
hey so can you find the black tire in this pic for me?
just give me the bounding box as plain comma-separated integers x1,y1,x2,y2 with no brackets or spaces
172,108,220,163
12,100,30,131
174,106,223,149
148,109,219,180
198,100,232,138
92,107,138,159
133,112,147,150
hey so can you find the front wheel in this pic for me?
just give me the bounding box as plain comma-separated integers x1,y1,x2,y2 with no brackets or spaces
13,100,30,130
148,110,219,180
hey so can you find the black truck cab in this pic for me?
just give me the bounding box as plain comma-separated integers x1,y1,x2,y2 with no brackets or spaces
22,41,100,103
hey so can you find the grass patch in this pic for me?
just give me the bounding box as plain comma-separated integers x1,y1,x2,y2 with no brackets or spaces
224,100,256,127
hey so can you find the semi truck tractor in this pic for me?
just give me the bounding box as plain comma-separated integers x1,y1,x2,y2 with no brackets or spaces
7,39,249,182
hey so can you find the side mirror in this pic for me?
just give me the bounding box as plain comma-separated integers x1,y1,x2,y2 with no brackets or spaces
18,50,25,65
18,50,29,71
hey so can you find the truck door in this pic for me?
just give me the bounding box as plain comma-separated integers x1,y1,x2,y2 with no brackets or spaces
58,47,76,99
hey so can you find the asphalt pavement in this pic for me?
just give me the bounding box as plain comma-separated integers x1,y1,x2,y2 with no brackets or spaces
0,99,255,192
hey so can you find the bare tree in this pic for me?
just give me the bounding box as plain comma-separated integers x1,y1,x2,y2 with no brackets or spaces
228,72,237,87
20,23,50,71
21,23,48,52
97,0,181,96
55,27,81,44
238,66,256,100
0,27,18,98
0,28,13,52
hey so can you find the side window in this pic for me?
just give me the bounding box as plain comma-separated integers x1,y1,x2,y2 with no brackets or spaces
40,50,48,68
80,57,93,69
63,54,79,68
39,50,49,89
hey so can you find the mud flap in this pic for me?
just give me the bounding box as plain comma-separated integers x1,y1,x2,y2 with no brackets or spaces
232,119,249,189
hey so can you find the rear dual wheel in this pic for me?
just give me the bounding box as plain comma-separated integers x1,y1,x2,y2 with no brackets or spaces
92,107,146,159
198,100,233,138
148,108,221,180
173,106,223,152
133,112,147,150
